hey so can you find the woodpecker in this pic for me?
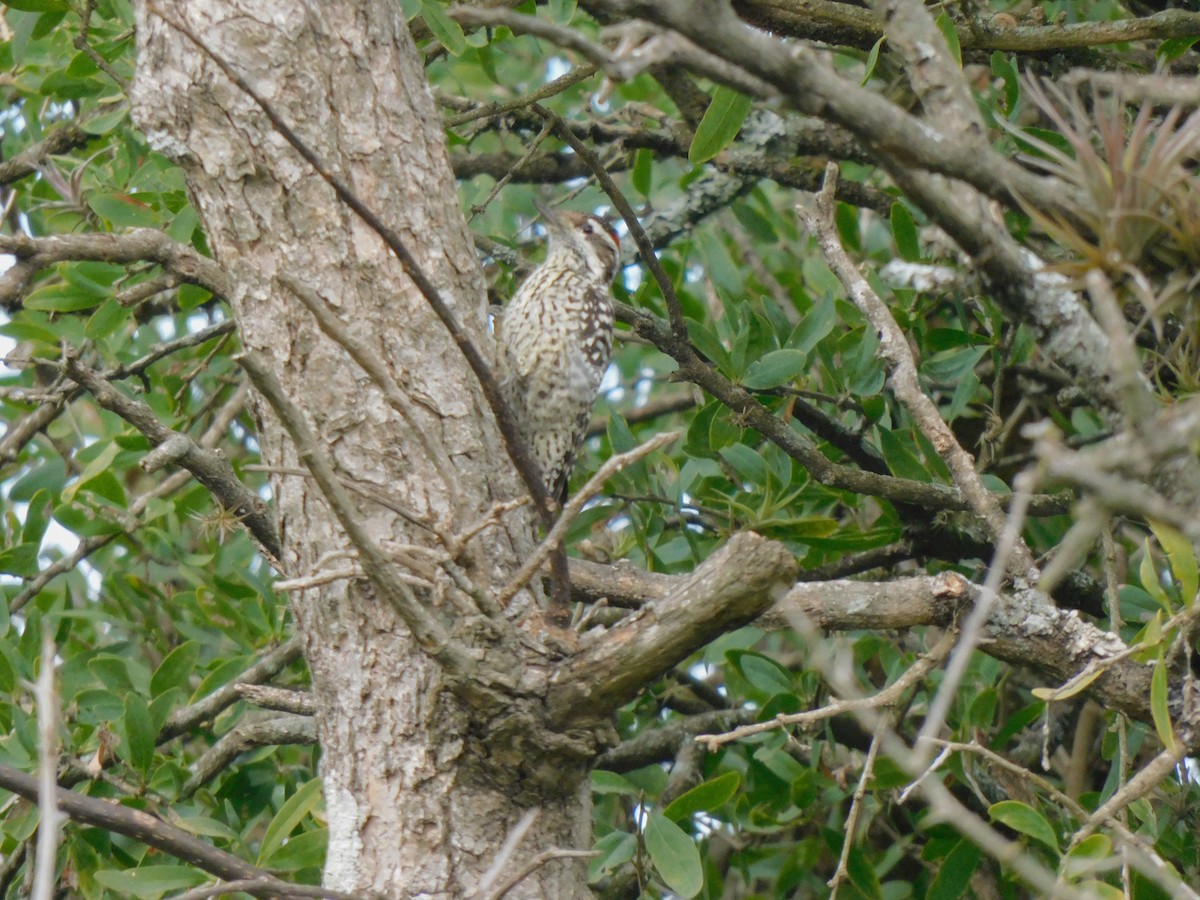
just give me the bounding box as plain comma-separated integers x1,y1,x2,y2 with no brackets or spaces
496,204,621,504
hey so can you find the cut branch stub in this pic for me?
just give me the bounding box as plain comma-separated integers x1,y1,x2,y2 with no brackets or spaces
548,532,797,723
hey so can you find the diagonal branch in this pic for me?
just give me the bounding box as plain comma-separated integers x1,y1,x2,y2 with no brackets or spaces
796,164,1036,577
64,356,283,562
548,532,797,720
0,762,360,899
0,229,228,310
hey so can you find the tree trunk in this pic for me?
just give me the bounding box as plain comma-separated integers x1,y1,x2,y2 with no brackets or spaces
132,2,591,895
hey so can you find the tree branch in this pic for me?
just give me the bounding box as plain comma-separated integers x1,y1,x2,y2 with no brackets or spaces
0,763,283,892
549,532,797,720
0,229,228,310
64,356,283,562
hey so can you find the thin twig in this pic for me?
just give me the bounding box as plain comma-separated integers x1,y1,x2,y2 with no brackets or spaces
167,879,373,900
471,809,540,899
913,473,1034,762
828,715,887,896
796,162,1035,577
534,105,690,340
497,431,677,606
31,633,61,900
481,849,597,900
696,628,956,748
274,567,362,592
64,355,282,562
1073,748,1184,846
0,762,280,891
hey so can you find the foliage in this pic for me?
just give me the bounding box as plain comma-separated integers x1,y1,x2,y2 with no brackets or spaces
2,0,1200,897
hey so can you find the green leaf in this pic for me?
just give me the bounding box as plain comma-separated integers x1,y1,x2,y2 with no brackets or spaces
258,777,324,864
934,12,962,67
753,746,807,783
419,0,467,55
890,202,920,261
1139,541,1173,612
173,816,239,840
122,692,155,774
62,440,122,503
1074,883,1125,900
81,103,130,135
663,771,740,821
88,191,161,227
861,36,885,85
591,769,640,796
23,282,102,312
3,0,69,10
0,543,40,578
1150,519,1198,608
791,294,836,354
720,443,768,485
548,0,576,24
1151,658,1180,756
644,812,703,899
689,86,753,164
22,489,53,546
1065,834,1114,879
94,866,207,898
927,838,981,900
846,846,884,899
85,298,131,340
150,641,200,698
589,831,637,880
742,348,808,389
988,800,1058,852
732,650,793,696
631,148,653,196
1158,36,1200,63
261,827,327,871
879,431,930,483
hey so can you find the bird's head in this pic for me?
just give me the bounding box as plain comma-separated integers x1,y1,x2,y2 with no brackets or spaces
537,202,622,284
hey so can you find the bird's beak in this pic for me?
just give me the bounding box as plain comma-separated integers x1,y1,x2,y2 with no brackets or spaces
534,200,566,234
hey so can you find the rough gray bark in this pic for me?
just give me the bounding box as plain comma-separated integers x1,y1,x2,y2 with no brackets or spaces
131,2,583,896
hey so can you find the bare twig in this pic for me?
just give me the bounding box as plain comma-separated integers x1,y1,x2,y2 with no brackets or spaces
914,476,1035,758
497,430,678,606
31,633,61,900
796,163,1035,577
480,849,596,900
828,716,887,896
180,715,317,799
168,879,372,900
234,684,317,716
0,229,229,310
0,762,286,892
1072,748,1185,847
471,809,540,900
274,567,362,592
11,385,251,614
64,355,283,562
696,629,955,748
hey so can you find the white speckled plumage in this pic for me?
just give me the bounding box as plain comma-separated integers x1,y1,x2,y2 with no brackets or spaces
496,206,620,501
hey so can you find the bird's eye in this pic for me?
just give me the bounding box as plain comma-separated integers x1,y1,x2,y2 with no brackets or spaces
582,222,594,234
